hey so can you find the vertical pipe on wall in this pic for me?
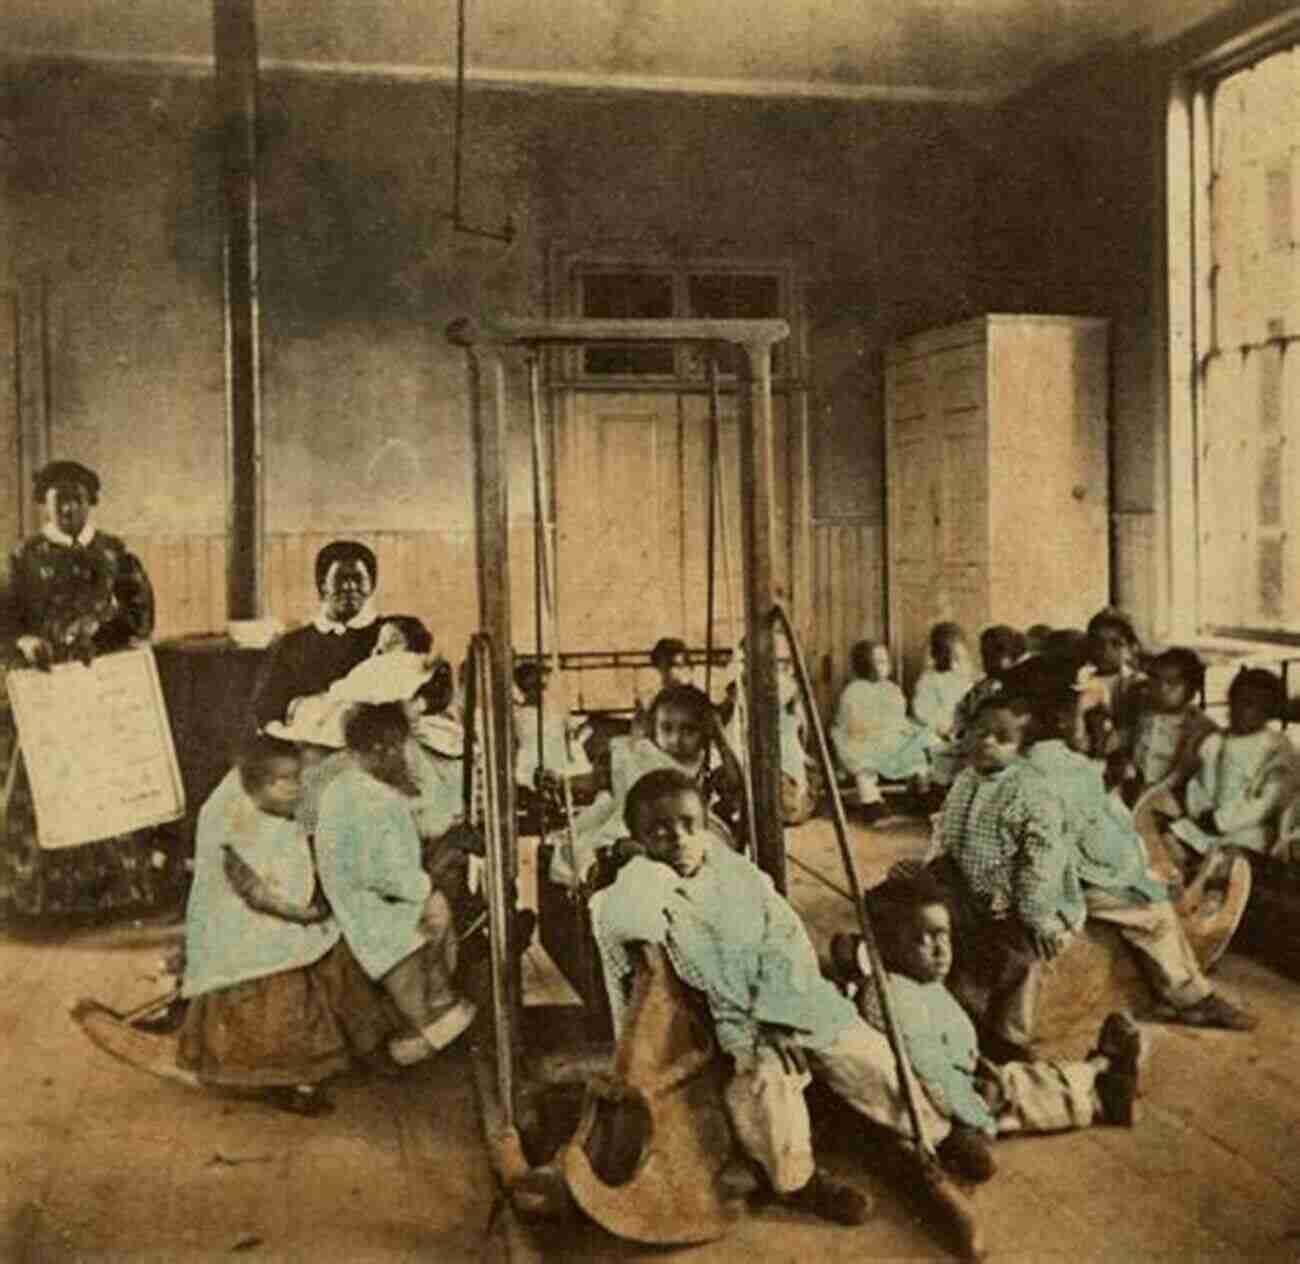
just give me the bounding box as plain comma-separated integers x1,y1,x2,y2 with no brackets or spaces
212,0,264,621
738,342,787,894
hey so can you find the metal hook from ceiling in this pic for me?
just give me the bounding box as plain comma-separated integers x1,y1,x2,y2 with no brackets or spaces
448,0,515,245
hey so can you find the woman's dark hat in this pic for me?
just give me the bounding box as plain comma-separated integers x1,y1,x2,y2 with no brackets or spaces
314,539,378,592
34,460,100,503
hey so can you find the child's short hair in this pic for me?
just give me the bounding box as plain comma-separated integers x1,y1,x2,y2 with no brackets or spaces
1227,667,1286,720
238,733,301,796
866,864,954,971
646,683,714,731
850,639,886,682
971,689,1032,726
1151,646,1206,697
1087,607,1141,650
978,625,1026,676
413,657,455,715
383,616,433,655
929,622,966,672
343,701,410,753
650,637,688,671
623,766,703,836
514,659,546,693
1025,623,1052,651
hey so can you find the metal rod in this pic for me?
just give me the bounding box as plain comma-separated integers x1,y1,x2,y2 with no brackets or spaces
705,355,719,699
212,0,264,621
771,601,935,1157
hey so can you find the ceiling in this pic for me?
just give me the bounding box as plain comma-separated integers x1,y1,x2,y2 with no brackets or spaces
2,0,1252,102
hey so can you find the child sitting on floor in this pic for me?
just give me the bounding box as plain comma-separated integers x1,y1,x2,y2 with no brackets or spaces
949,624,1025,776
911,622,975,787
1167,668,1299,871
560,683,743,885
851,867,1148,1182
1116,647,1216,805
592,767,949,1226
831,640,933,823
1085,608,1148,747
314,703,478,1067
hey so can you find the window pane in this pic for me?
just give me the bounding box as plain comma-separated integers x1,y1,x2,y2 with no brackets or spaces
686,273,784,377
579,273,675,376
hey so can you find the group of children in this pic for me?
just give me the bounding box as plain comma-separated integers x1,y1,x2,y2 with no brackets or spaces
180,586,1287,1232
182,605,487,1115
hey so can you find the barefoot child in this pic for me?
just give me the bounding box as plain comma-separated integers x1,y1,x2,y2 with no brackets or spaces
591,768,957,1225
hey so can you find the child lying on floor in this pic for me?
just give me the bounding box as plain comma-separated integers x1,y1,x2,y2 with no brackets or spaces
848,867,1147,1182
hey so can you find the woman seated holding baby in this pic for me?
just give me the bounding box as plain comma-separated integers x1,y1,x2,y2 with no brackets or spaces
251,539,437,732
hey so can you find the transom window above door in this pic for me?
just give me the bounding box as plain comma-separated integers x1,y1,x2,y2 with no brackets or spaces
566,261,794,382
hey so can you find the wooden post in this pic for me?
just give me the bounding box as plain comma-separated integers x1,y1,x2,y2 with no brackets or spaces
212,0,264,621
450,324,520,1121
738,342,787,893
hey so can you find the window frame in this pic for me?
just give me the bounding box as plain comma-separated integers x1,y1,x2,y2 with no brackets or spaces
1167,14,1300,646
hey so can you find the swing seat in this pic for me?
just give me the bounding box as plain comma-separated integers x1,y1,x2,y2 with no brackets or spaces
562,944,742,1245
936,783,1251,1049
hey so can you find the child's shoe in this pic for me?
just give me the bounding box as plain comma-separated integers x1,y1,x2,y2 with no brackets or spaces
828,932,866,988
937,1125,997,1183
1090,1011,1146,1126
784,1169,874,1225
388,998,479,1066
1159,991,1257,1031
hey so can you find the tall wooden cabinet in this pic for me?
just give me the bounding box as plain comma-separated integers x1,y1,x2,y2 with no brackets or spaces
884,315,1110,688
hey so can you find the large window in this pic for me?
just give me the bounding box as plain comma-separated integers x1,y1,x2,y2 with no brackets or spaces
1177,29,1300,639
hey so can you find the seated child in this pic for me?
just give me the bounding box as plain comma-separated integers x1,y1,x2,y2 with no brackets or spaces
853,867,1149,1182
1167,667,1299,871
1085,608,1148,751
949,624,1025,777
1024,624,1052,657
1117,647,1216,804
1017,656,1253,1032
314,703,478,1067
559,683,742,885
911,622,975,786
179,736,393,1114
591,767,953,1225
830,640,932,822
631,637,692,735
934,691,1083,1057
513,659,594,801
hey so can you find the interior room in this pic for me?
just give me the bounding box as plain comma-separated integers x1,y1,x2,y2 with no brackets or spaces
2,1,1300,1260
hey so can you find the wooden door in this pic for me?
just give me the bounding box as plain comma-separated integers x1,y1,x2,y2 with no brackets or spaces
552,389,792,706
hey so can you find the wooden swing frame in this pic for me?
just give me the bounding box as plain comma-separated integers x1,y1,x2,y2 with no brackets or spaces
448,314,790,1130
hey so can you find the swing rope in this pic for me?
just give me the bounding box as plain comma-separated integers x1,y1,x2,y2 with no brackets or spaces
526,356,581,882
706,361,760,862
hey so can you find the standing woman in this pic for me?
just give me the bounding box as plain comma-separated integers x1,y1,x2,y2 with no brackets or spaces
0,460,158,916
8,460,154,667
252,540,390,731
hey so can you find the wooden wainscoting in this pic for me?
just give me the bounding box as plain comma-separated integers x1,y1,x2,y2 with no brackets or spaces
809,519,885,715
134,528,538,662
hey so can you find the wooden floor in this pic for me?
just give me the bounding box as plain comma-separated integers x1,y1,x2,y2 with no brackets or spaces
3,812,1300,1262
